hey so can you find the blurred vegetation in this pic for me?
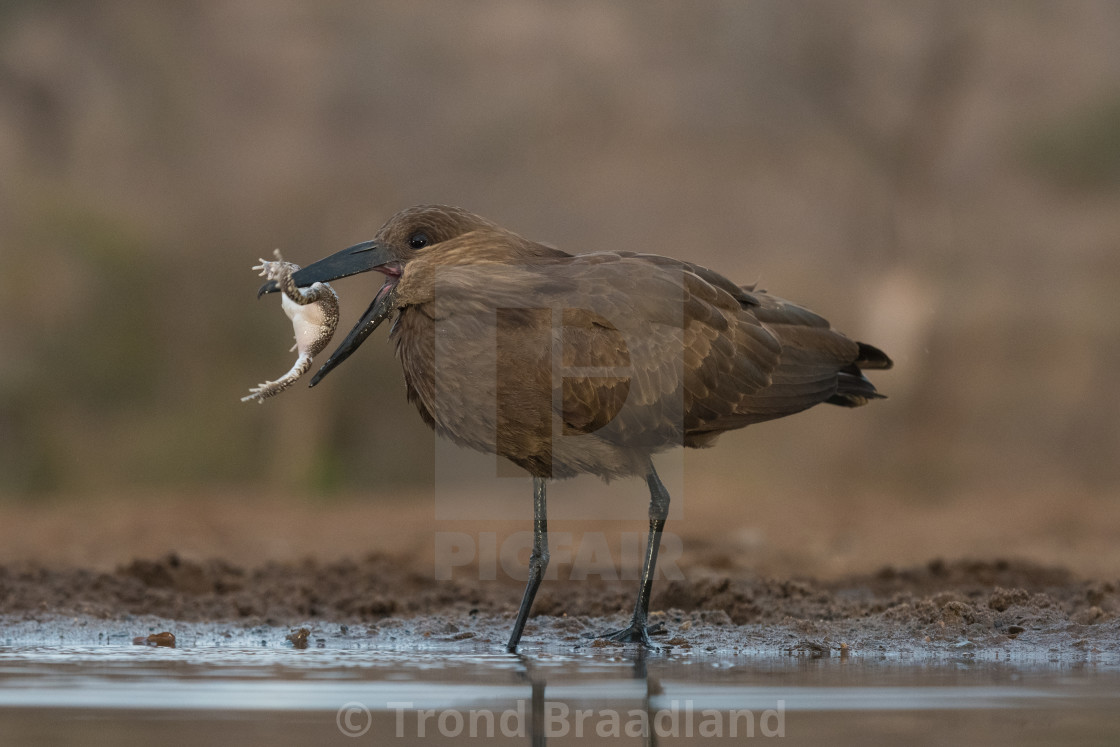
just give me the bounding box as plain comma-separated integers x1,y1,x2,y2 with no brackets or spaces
1,1,1119,503
1025,96,1120,189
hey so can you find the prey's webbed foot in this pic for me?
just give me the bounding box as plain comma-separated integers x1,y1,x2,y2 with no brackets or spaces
251,251,293,286
240,354,313,403
240,379,292,403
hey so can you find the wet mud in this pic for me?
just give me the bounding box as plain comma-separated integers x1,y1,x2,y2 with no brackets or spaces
1,553,1117,657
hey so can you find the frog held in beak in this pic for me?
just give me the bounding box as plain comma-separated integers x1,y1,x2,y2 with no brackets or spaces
258,239,402,386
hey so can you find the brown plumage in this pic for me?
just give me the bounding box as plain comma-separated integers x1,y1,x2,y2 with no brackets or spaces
269,204,892,651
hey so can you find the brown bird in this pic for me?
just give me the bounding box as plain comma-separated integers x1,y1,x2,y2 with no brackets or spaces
261,205,892,651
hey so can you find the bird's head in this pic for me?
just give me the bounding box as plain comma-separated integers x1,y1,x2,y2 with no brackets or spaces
258,205,515,386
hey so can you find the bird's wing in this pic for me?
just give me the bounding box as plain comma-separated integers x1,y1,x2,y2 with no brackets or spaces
423,254,863,449
707,289,862,428
539,254,785,446
554,255,871,444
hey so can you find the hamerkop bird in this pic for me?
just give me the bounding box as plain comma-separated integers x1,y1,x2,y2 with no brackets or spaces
261,205,892,651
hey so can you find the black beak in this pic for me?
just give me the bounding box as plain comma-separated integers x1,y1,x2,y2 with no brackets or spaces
309,280,398,387
256,240,392,297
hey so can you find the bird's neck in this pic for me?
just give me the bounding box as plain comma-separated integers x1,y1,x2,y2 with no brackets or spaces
395,235,569,308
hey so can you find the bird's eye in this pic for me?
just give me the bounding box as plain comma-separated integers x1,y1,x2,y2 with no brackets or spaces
408,233,429,250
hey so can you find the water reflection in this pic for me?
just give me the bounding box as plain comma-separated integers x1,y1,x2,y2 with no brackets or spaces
0,639,1118,744
516,649,673,745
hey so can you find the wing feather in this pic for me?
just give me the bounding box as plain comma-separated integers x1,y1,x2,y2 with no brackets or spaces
413,252,877,456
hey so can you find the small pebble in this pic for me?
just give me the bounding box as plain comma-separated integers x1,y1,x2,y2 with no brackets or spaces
132,631,176,648
286,627,310,649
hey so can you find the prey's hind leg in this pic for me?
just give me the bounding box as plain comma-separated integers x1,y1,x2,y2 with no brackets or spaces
267,249,334,306
240,354,314,403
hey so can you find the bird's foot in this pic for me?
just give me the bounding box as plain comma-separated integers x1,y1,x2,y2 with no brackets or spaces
586,620,665,647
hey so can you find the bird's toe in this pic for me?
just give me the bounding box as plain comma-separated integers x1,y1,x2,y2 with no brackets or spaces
586,620,665,647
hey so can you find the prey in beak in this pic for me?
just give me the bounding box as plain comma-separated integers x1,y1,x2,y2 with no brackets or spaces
259,239,401,386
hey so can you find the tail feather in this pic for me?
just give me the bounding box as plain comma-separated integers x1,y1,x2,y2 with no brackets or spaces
827,370,885,407
856,341,893,370
826,340,892,407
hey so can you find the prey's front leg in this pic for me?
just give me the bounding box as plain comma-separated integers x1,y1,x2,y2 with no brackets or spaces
242,250,340,403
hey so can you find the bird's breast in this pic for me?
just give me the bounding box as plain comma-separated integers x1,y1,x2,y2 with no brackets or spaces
388,299,680,481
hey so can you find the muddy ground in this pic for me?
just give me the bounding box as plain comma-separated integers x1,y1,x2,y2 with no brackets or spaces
2,550,1118,657
1,493,1118,657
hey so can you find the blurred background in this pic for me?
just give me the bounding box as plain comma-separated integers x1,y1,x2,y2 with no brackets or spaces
1,1,1117,574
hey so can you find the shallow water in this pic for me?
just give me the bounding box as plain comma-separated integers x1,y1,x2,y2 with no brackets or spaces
1,627,1118,746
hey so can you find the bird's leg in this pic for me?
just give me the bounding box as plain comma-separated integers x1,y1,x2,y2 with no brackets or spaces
507,477,549,652
590,462,670,646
